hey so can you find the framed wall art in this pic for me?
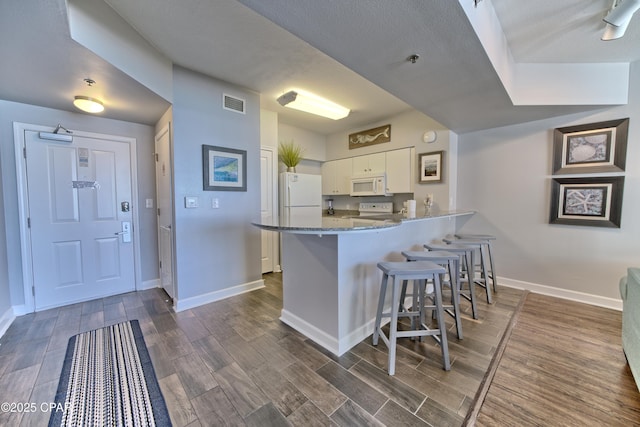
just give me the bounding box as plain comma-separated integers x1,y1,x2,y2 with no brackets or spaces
348,124,391,149
549,176,624,228
419,150,443,183
202,145,247,191
552,118,629,174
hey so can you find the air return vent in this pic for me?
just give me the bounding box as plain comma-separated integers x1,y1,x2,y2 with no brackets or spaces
223,94,245,114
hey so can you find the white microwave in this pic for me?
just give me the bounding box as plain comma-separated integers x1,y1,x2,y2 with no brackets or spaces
350,174,389,196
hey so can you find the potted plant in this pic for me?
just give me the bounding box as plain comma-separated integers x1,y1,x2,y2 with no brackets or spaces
278,140,304,172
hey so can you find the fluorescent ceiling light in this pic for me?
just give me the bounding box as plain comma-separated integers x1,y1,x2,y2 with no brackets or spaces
73,95,104,113
277,90,349,120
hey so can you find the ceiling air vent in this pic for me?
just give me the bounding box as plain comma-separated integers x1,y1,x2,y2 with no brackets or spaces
223,94,246,114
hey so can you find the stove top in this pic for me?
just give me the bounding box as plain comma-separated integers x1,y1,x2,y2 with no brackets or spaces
358,202,393,216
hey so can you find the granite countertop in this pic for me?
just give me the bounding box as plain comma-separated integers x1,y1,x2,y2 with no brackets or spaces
252,209,475,235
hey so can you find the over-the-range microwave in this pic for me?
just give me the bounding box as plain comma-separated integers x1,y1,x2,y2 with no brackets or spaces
350,174,391,196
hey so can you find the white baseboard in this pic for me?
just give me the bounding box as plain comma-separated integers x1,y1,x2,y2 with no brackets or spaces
11,304,29,316
139,278,160,291
280,309,391,357
174,279,265,312
498,276,622,311
0,306,16,340
280,309,341,355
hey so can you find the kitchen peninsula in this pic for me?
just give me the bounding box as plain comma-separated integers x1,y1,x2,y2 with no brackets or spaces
252,209,474,356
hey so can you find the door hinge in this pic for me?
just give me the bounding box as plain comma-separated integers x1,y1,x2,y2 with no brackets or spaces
31,286,35,296
155,153,159,162
157,208,160,216
27,217,31,228
159,260,162,269
23,147,27,158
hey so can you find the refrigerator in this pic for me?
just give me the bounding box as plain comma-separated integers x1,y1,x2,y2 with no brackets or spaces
279,172,322,216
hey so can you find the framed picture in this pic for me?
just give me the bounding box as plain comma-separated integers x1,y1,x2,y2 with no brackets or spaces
419,150,443,183
202,145,247,191
349,124,391,149
552,118,629,174
549,176,624,228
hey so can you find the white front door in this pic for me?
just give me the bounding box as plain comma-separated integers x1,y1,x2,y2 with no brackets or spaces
155,124,175,299
24,130,135,310
260,147,277,273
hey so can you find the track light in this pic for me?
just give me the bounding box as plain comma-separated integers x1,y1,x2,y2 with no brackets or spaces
276,89,350,120
602,0,640,40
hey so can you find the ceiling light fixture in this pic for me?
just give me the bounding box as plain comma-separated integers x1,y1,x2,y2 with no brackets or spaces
602,0,640,40
73,95,104,113
276,90,350,120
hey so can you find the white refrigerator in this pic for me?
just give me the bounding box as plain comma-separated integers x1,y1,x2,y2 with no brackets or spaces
279,172,322,216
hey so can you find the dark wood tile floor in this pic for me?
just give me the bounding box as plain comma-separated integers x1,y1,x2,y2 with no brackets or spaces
0,273,523,426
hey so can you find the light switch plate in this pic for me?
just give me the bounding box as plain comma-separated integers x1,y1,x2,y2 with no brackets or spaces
185,196,198,208
145,199,153,208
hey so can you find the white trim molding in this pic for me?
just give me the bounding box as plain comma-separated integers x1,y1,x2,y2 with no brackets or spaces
139,279,160,291
174,279,265,312
0,307,16,340
499,276,622,311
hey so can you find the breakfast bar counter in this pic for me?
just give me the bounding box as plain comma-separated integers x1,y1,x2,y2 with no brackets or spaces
252,209,474,355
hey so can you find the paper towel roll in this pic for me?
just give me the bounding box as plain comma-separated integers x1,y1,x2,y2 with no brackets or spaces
407,199,416,214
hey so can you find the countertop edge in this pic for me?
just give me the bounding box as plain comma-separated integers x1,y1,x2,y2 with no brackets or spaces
252,210,475,235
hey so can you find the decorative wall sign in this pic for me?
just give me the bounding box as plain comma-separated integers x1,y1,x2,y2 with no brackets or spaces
202,145,247,191
419,150,443,183
549,176,624,228
552,118,629,174
348,124,391,149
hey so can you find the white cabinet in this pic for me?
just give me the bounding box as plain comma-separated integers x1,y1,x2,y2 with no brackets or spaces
321,158,352,195
352,152,385,175
385,147,415,194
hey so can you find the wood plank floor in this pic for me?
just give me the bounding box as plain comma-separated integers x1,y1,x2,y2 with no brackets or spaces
474,292,640,426
1,273,633,426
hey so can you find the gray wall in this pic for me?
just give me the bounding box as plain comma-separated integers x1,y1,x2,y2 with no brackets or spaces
456,61,640,301
0,100,158,308
171,66,262,301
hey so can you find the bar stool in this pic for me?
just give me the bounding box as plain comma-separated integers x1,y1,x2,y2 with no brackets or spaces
455,233,499,293
401,250,463,340
373,261,450,374
424,243,479,319
443,237,492,304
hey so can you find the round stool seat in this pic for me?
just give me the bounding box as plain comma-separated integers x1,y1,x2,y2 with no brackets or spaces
377,261,445,277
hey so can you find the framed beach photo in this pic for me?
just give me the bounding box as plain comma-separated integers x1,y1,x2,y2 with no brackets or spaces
419,150,443,183
549,176,624,228
552,118,629,174
202,145,247,191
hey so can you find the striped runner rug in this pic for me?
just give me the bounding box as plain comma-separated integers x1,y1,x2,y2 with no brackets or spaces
49,320,171,426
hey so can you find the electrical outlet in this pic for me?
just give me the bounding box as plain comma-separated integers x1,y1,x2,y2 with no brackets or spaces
212,198,220,209
145,199,153,208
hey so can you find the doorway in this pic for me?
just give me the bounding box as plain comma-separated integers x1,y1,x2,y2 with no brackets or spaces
14,123,140,311
154,124,175,299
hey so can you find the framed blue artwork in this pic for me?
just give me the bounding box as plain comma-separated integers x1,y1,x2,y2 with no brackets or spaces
202,145,246,191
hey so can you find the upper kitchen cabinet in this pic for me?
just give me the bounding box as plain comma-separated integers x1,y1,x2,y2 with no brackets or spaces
322,158,352,195
352,152,385,175
385,147,415,194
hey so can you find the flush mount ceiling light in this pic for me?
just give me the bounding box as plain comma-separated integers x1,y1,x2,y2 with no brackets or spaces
276,89,350,120
73,95,104,113
602,0,640,40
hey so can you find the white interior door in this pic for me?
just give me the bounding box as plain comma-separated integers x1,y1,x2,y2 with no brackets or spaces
155,124,175,299
25,130,135,310
260,147,277,273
